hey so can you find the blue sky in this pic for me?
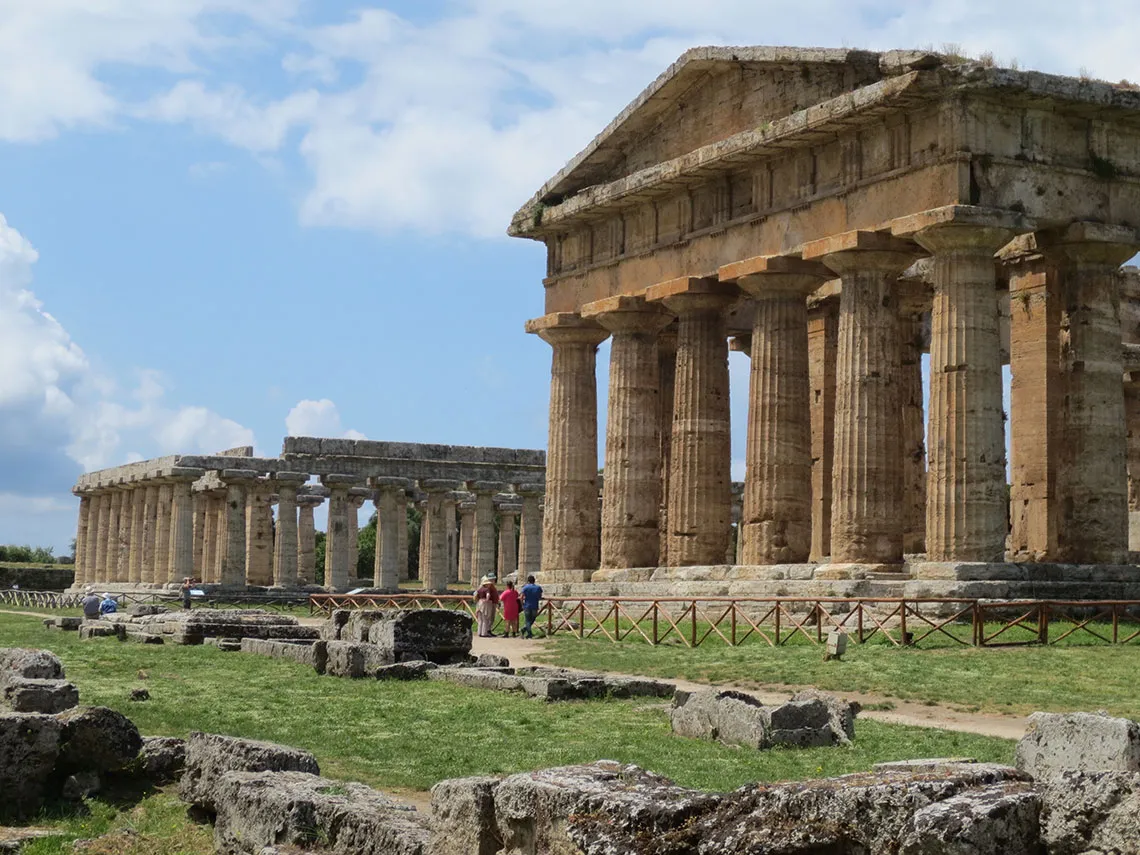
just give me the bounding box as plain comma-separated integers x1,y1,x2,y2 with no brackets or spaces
2,0,1138,553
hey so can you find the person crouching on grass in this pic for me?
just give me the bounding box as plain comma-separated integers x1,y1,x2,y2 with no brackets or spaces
474,575,499,637
499,580,521,637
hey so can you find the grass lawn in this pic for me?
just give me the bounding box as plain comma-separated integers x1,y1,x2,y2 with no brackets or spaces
533,633,1140,719
0,612,1011,796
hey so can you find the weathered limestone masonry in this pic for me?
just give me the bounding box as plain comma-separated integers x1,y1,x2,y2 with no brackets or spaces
513,45,1140,598
70,440,544,593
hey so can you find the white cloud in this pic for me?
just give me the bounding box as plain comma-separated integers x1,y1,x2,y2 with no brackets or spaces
285,398,365,440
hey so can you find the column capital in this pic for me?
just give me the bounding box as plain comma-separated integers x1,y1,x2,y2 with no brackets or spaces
271,471,309,485
525,312,608,346
802,229,921,276
719,255,832,297
469,480,507,495
512,482,544,497
297,494,325,508
421,478,465,494
1034,222,1140,266
370,476,411,492
890,204,1031,242
646,275,737,313
321,473,362,491
729,335,752,355
581,294,672,334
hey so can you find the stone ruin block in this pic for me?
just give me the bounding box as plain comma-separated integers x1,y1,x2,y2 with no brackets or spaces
375,661,438,681
899,783,1041,855
78,623,121,640
42,617,83,631
670,688,853,750
181,731,320,813
2,677,79,714
365,609,473,664
0,647,65,680
239,638,323,669
0,712,62,821
136,736,187,786
322,608,352,640
1038,769,1140,854
212,770,429,855
56,706,142,773
324,641,392,678
1015,710,1140,778
429,776,500,855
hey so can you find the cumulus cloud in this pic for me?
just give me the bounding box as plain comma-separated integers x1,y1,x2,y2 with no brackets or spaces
285,398,366,440
0,213,256,497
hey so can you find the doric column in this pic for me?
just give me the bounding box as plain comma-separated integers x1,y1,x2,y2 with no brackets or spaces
95,490,113,581
517,484,543,578
526,312,608,575
169,473,202,583
444,493,459,584
82,493,101,584
1127,378,1140,551
496,501,520,581
896,271,931,556
657,329,678,565
322,475,358,591
583,295,672,569
192,492,206,579
244,482,273,586
220,470,254,587
272,473,306,587
372,478,408,591
72,493,91,586
140,485,159,583
804,231,921,565
128,487,145,583
201,492,220,584
212,493,227,581
422,481,463,592
471,482,501,582
347,490,369,581
1040,223,1140,562
722,257,829,564
646,277,737,566
397,498,410,582
104,489,123,581
416,499,429,583
154,483,174,583
913,217,1018,562
457,501,475,584
116,487,133,582
807,294,839,561
297,495,323,586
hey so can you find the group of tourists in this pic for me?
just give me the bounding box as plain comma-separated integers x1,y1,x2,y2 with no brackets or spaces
80,586,118,619
473,574,542,638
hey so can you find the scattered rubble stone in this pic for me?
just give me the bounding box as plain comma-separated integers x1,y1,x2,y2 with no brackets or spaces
78,623,120,640
2,677,79,713
1016,711,1140,777
61,770,101,801
181,732,320,812
429,776,499,855
0,647,65,680
56,706,143,773
42,617,83,631
0,712,61,820
375,661,438,680
473,653,510,669
365,610,473,664
212,770,429,855
898,783,1041,855
670,688,851,749
1038,770,1140,854
135,736,187,785
130,687,150,702
427,666,673,702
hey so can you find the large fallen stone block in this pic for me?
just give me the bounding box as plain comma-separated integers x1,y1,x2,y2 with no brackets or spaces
791,688,859,745
343,609,391,643
671,689,845,750
1,677,78,713
492,761,721,855
239,638,323,669
1015,711,1140,777
375,660,437,680
324,641,392,678
367,609,472,664
42,617,83,631
56,706,143,772
135,736,187,785
429,776,500,855
181,732,320,811
428,668,525,693
322,609,351,640
79,623,120,640
898,784,1041,855
0,712,61,821
212,770,429,855
1038,770,1140,854
0,647,65,680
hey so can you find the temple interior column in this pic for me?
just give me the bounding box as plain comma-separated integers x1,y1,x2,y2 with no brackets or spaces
297,495,322,586
526,313,608,576
444,493,459,584
201,493,220,584
169,476,199,583
323,476,356,591
192,492,206,579
273,474,305,587
1042,223,1139,562
646,277,736,566
583,295,671,569
422,481,462,592
127,487,145,583
397,497,410,582
220,473,251,587
497,504,519,581
458,501,475,584
347,491,369,581
471,484,498,582
805,231,920,566
724,257,827,564
897,270,930,556
244,482,274,586
373,479,406,591
141,484,159,584
915,219,1016,562
807,295,839,561
116,487,133,583
1127,377,1140,552
154,483,173,584
416,499,429,583
517,486,542,578
657,329,678,567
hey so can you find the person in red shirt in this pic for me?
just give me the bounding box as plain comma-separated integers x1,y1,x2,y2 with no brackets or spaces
499,580,521,638
474,576,500,637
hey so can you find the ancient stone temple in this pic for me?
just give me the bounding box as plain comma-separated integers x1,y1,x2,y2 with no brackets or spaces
69,440,545,593
511,46,1140,597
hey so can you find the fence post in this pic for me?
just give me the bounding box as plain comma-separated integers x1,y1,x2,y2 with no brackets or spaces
613,601,620,641
731,602,737,647
690,601,697,647
857,602,864,644
775,603,781,646
578,602,585,639
1038,603,1049,645
1113,604,1120,644
652,602,659,645
900,600,909,646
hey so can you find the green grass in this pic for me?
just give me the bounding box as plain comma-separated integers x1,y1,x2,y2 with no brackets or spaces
0,613,1011,794
534,634,1140,719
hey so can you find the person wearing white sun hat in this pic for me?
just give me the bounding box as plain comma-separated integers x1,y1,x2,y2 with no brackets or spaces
473,574,500,637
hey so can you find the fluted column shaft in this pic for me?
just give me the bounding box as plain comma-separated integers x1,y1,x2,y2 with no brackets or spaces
141,485,159,583
212,497,226,581
654,286,735,566
657,332,678,565
244,486,273,586
74,496,91,586
202,494,220,583
916,225,1014,561
813,242,918,564
95,492,113,581
347,496,365,580
104,490,123,582
497,510,518,581
1127,380,1140,551
472,491,497,581
531,316,608,574
423,491,451,593
82,494,101,583
221,482,247,587
807,299,839,560
116,488,133,582
586,298,671,569
374,487,403,590
458,507,475,584
898,302,928,555
397,501,409,581
274,486,299,587
444,496,459,584
169,481,195,582
417,501,429,581
518,493,542,577
325,486,351,590
297,499,319,585
192,493,206,578
154,484,173,583
736,271,821,565
128,489,145,583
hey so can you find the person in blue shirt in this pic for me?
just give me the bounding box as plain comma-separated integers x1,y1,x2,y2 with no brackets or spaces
520,575,543,639
98,593,118,615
